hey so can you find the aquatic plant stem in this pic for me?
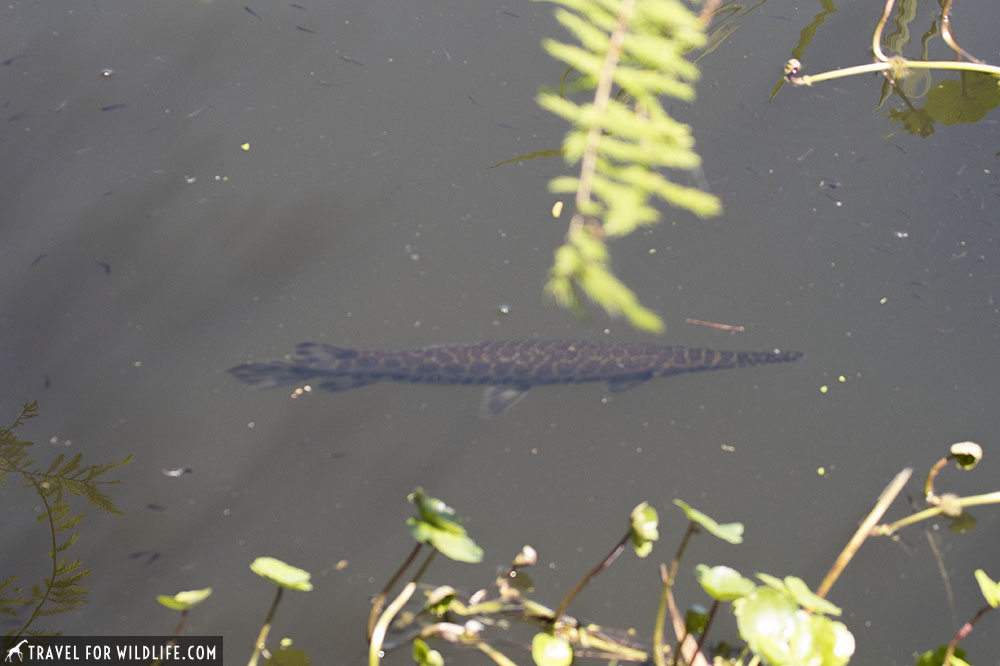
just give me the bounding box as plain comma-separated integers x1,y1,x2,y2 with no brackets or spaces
170,609,189,639
944,603,994,666
473,641,519,666
939,0,981,64
553,532,629,622
151,610,188,666
248,586,282,666
815,467,911,599
650,521,703,666
690,599,720,663
870,0,894,63
367,543,423,639
786,58,1000,87
665,582,711,666
923,453,955,504
652,564,670,666
369,582,416,666
873,490,1000,536
567,0,634,237
13,475,57,636
411,548,438,582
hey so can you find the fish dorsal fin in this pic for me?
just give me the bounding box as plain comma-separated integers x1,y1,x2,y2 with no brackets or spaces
480,387,528,418
606,376,651,393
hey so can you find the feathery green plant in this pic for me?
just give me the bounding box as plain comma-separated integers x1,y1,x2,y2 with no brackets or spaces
536,0,722,332
0,401,131,636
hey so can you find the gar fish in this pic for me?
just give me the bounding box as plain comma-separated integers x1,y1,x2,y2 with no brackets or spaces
229,340,803,417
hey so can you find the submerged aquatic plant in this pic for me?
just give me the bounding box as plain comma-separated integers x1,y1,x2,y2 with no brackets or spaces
536,0,722,332
0,401,131,637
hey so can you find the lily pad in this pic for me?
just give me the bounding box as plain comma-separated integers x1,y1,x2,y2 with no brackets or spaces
694,564,755,601
156,587,213,611
531,632,573,666
250,557,313,591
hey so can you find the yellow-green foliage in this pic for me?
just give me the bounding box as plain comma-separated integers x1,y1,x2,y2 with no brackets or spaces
537,0,722,332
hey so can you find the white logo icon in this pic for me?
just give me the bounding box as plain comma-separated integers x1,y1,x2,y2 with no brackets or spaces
5,639,29,663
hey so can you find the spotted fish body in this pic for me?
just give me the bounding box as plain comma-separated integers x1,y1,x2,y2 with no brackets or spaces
230,340,803,416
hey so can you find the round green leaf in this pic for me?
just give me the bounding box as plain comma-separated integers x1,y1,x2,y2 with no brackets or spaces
695,564,755,601
804,613,855,666
926,73,1000,125
734,586,798,664
673,499,743,544
250,557,313,591
156,587,212,611
735,587,854,666
531,633,573,666
407,518,484,563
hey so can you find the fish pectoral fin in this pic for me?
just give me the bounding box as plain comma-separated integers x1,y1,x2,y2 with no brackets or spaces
606,376,651,393
479,386,528,418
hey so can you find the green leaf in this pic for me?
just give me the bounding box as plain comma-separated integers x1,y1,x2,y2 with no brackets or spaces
694,564,755,601
531,632,573,666
915,645,968,666
407,520,484,563
629,501,659,557
412,638,444,666
409,487,468,536
673,499,744,544
926,72,1000,125
782,576,842,616
734,586,854,666
535,0,719,332
263,643,311,666
156,587,213,611
684,604,709,635
406,489,483,563
975,568,1000,607
734,586,798,664
250,557,313,591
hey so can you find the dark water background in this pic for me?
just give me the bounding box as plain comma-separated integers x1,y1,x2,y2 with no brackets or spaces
2,1,998,664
